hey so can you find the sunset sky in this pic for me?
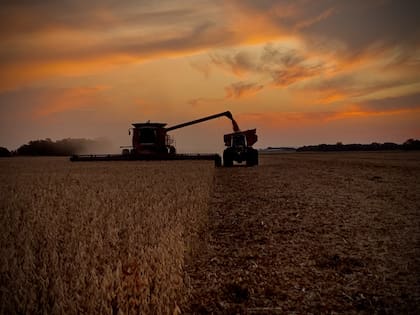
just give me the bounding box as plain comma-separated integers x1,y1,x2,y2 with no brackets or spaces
1,0,419,153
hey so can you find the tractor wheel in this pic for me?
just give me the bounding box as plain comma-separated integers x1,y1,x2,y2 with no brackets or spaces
214,155,222,167
246,148,259,166
223,148,233,167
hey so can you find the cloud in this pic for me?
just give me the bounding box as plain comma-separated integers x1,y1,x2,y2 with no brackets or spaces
0,1,233,89
0,1,198,37
270,63,324,87
237,104,420,129
0,19,235,90
187,97,225,107
230,0,420,52
230,92,420,129
215,42,326,77
189,59,212,78
307,1,420,51
0,85,108,120
225,82,264,99
208,43,329,97
302,67,420,106
210,50,257,76
357,92,420,113
195,34,419,106
2,0,419,92
210,43,308,76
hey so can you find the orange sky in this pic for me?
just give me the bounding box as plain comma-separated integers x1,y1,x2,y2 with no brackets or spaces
1,0,419,152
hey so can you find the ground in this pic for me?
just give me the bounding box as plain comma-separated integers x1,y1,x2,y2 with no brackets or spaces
184,152,420,314
1,152,419,314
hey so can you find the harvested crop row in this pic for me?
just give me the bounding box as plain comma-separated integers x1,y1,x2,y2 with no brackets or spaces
0,157,214,314
185,152,420,314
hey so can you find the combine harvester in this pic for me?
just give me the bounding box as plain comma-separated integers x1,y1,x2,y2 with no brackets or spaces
70,111,258,166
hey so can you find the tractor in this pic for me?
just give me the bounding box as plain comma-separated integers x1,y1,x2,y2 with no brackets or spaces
223,129,258,166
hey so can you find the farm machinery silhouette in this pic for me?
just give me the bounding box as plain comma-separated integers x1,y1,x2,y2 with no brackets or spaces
70,111,258,166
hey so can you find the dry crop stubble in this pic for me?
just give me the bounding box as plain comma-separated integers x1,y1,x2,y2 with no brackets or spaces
185,152,420,314
0,157,214,314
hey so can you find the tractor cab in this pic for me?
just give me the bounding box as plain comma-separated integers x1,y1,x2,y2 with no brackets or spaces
224,129,257,148
231,133,247,148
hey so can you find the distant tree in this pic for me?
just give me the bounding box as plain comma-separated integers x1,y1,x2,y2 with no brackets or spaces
382,142,399,150
0,147,11,157
296,140,420,152
403,139,420,150
16,138,109,156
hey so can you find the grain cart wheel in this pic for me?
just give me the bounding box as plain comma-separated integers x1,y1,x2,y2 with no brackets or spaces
246,148,259,166
253,149,259,166
122,148,130,155
168,145,176,155
223,148,233,167
214,155,222,167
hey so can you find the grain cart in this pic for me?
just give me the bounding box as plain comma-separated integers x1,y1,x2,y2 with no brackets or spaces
223,129,258,166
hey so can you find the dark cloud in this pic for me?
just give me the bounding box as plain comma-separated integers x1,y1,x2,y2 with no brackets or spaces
210,44,306,76
210,51,256,75
303,72,420,105
0,1,183,35
360,92,420,112
2,0,418,63
270,63,324,87
187,96,223,107
225,81,264,98
211,43,326,91
261,44,304,68
306,1,420,51
0,20,232,72
232,0,420,54
1,0,419,97
0,0,237,79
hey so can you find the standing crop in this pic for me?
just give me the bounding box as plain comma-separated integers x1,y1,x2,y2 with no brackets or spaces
0,158,214,314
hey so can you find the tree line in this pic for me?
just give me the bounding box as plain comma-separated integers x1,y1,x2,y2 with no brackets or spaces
297,139,420,152
0,138,110,157
1,138,419,157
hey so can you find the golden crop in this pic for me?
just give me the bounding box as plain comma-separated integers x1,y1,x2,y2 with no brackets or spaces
0,157,214,314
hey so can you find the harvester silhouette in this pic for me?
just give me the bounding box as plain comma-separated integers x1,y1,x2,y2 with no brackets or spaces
70,111,258,166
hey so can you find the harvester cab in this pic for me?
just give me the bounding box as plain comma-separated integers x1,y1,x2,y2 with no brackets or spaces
223,129,259,166
130,123,174,156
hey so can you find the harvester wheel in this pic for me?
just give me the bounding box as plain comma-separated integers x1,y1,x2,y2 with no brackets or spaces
223,148,233,167
168,146,176,155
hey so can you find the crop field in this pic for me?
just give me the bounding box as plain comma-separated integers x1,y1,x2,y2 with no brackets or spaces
1,152,420,314
0,158,213,314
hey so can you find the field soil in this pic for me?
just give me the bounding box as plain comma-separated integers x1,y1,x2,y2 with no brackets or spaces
184,152,420,314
